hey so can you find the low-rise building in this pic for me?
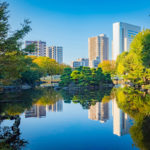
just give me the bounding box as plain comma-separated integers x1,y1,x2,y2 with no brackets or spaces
71,58,89,68
91,56,100,68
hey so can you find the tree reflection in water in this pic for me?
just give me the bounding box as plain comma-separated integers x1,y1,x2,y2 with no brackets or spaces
115,87,150,150
0,115,27,150
60,87,113,109
0,87,62,149
1,86,150,150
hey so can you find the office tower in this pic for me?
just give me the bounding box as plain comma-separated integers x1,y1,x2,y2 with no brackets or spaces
112,98,133,136
25,41,46,56
112,22,141,60
46,46,63,64
88,34,109,68
88,102,109,123
71,58,89,68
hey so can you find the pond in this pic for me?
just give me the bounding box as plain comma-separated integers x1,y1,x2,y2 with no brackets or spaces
0,87,149,150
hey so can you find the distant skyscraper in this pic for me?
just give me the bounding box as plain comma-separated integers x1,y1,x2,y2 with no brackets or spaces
88,34,109,68
88,102,109,123
71,58,89,68
25,41,46,56
46,46,63,64
112,98,133,136
112,22,141,60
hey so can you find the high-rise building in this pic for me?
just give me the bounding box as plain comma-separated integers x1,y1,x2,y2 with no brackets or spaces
88,102,109,123
25,41,46,56
88,34,109,68
71,58,89,68
112,22,141,60
46,46,63,64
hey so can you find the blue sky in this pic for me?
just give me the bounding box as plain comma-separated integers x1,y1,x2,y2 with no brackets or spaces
7,0,150,64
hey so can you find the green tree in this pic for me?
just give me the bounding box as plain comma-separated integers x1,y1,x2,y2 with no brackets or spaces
115,87,150,150
71,70,81,84
59,68,72,86
0,2,31,54
0,2,37,85
59,66,113,88
0,53,32,85
80,67,92,86
116,30,150,86
116,51,128,76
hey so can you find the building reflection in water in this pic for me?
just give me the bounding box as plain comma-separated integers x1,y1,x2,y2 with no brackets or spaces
88,102,109,123
88,99,133,137
46,100,63,112
112,98,133,136
25,100,63,118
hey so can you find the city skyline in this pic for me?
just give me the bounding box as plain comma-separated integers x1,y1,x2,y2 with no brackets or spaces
25,22,139,66
7,0,150,64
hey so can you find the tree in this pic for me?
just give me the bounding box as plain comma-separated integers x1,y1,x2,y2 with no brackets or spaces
116,30,150,85
116,53,126,76
21,67,42,86
0,2,31,54
33,56,69,77
0,53,32,85
98,60,116,76
130,29,150,68
59,66,113,88
71,70,81,84
0,2,36,85
33,57,57,76
59,67,72,87
80,67,92,86
95,68,105,83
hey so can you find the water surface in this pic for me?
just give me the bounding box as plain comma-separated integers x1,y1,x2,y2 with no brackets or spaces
0,87,149,150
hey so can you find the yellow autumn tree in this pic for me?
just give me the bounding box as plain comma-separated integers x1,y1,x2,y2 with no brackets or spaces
33,57,56,76
98,60,116,76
